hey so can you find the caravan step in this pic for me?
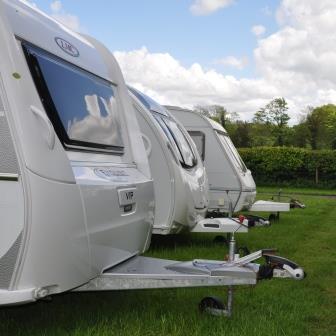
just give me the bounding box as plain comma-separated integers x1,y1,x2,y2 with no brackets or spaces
74,256,256,292
250,200,290,212
191,218,248,233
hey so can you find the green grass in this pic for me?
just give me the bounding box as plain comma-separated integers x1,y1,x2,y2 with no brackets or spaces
257,185,336,196
1,191,336,335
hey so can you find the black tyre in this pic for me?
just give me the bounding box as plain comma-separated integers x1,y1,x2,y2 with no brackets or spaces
199,296,225,314
213,235,228,245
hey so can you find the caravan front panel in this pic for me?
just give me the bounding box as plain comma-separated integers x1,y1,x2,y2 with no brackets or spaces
130,88,208,234
0,0,154,303
167,106,256,213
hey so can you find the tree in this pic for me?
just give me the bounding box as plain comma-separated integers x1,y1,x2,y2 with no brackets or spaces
305,106,320,149
289,123,310,148
230,121,252,148
254,98,290,146
305,105,334,149
194,105,211,118
194,105,230,128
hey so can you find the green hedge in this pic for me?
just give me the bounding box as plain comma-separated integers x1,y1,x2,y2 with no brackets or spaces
238,147,336,188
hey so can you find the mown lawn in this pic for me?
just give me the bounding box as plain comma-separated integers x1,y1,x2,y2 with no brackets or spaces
1,188,335,336
258,185,336,196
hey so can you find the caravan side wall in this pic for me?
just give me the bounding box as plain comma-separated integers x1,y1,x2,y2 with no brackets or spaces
0,88,24,291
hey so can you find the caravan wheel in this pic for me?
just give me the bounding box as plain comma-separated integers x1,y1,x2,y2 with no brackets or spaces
199,296,226,316
213,235,228,245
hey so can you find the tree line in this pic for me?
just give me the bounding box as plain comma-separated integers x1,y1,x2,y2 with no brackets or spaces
195,99,336,150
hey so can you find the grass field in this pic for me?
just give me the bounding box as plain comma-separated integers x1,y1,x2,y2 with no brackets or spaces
258,186,336,196
1,188,335,336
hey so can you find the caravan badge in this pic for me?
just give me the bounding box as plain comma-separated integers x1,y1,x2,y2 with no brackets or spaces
55,37,79,57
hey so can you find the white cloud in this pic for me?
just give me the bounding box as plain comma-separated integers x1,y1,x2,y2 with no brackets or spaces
115,0,336,123
215,56,248,70
254,0,336,115
114,47,275,119
251,25,266,37
190,0,235,16
50,0,62,12
50,1,82,32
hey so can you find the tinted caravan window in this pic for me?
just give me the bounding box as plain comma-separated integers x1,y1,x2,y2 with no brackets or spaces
129,87,197,168
188,131,205,161
162,118,197,168
152,113,184,163
23,43,124,153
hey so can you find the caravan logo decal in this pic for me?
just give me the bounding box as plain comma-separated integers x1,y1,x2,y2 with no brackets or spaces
55,38,79,57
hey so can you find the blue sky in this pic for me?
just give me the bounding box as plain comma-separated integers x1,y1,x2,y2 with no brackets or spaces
26,1,336,122
31,0,280,79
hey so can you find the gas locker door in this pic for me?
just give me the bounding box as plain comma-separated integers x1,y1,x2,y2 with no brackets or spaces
72,165,154,274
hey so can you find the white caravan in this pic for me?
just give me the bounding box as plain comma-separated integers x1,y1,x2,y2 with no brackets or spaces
0,0,304,316
167,107,291,219
129,87,249,234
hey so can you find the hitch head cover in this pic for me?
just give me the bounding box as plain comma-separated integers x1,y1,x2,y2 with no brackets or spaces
261,254,305,280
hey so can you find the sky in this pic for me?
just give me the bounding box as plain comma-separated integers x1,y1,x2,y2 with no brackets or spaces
26,0,336,123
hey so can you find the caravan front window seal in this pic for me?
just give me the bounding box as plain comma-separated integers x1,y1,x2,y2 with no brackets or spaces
22,42,124,154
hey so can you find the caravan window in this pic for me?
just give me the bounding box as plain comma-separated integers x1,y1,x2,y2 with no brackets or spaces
162,118,197,168
188,131,205,161
23,43,124,154
152,114,184,163
216,132,247,172
153,114,196,168
129,86,197,168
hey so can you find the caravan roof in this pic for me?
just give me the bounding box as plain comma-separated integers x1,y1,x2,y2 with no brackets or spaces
129,87,169,116
165,106,226,133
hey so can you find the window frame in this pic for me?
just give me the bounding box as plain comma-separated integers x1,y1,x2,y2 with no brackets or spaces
22,41,124,155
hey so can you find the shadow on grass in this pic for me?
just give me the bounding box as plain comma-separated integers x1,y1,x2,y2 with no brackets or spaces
0,288,211,335
150,232,229,250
